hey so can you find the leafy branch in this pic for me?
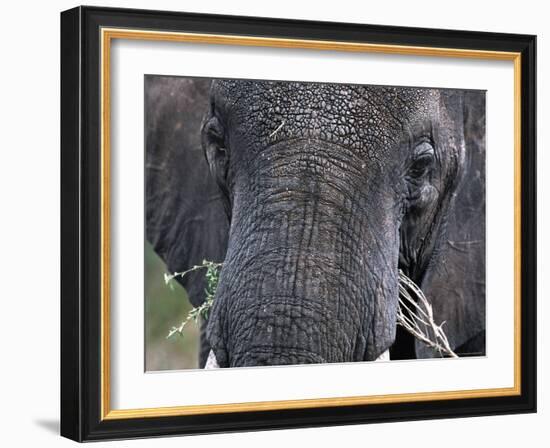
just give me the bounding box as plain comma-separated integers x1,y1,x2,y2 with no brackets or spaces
165,260,222,339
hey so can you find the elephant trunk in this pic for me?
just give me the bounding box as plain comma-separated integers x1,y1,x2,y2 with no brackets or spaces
206,140,401,367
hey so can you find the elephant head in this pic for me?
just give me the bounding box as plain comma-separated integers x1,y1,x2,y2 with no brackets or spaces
145,76,485,368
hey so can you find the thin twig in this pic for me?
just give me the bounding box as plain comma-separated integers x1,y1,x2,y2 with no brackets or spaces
269,120,286,138
164,261,222,285
397,270,458,358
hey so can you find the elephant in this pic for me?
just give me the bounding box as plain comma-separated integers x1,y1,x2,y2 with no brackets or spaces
145,75,486,368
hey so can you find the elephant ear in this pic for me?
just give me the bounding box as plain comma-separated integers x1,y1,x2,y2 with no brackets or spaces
416,90,486,358
145,76,229,308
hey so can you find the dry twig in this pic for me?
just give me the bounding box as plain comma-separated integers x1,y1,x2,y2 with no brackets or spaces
397,270,458,358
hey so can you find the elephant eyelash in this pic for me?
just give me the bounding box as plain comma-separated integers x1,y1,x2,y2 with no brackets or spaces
419,133,434,142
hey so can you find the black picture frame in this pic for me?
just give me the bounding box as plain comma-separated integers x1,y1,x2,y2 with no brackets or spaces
60,5,536,442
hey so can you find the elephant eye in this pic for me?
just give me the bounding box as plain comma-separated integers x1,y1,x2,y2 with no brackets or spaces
409,142,435,179
410,154,434,177
204,116,227,153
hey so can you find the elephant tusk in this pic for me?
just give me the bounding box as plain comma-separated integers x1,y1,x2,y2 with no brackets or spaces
374,349,390,362
204,349,220,369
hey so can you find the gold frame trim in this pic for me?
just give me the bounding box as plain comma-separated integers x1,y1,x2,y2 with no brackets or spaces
100,28,522,420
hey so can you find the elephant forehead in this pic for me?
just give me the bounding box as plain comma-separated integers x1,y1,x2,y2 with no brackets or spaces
214,80,439,152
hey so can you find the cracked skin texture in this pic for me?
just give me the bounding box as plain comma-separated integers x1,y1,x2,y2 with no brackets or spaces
145,76,486,368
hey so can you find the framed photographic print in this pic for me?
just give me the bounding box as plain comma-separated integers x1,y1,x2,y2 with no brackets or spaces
60,6,537,441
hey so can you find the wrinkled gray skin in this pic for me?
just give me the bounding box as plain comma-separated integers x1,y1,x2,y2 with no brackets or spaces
146,76,486,368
